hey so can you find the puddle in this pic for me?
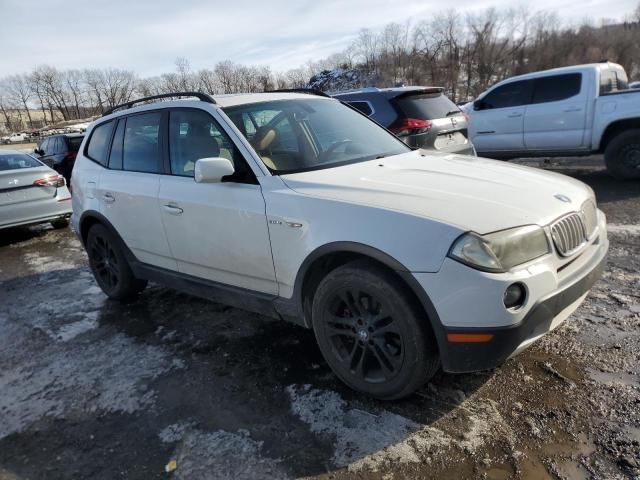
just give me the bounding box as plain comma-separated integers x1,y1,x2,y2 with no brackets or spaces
588,369,639,387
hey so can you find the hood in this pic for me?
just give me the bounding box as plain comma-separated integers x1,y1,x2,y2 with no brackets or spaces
280,150,594,234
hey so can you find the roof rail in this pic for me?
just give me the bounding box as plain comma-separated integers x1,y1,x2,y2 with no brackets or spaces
265,88,332,98
102,92,216,117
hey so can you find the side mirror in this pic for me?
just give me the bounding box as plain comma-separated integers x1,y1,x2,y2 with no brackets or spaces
194,157,235,183
34,148,42,155
473,100,484,111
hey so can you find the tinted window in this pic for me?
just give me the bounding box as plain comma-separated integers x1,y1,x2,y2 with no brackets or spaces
224,99,409,173
169,109,253,182
347,101,373,116
54,137,63,154
123,113,161,173
532,74,581,104
479,80,533,109
108,120,125,170
394,93,458,119
67,136,83,152
87,121,114,166
0,153,41,171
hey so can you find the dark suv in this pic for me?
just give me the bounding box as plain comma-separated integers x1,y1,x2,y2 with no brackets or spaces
35,133,84,185
333,87,475,155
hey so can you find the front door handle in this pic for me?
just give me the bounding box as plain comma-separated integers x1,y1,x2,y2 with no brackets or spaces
507,112,523,118
103,193,115,204
563,107,582,112
163,204,184,215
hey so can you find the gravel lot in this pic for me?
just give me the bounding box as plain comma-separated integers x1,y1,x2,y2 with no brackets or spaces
0,156,638,480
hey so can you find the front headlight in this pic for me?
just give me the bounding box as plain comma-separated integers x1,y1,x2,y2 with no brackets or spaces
449,225,550,273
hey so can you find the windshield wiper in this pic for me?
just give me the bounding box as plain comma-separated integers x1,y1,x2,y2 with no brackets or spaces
445,110,461,117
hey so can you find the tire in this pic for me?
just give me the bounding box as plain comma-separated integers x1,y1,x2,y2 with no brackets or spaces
51,218,69,229
604,129,640,180
311,260,439,400
86,224,147,300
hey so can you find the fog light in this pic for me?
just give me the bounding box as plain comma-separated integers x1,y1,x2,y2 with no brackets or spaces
504,283,526,309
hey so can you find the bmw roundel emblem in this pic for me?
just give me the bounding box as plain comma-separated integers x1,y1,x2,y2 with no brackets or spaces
554,194,572,203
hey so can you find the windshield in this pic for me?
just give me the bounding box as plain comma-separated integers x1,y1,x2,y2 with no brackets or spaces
0,153,42,171
223,98,410,174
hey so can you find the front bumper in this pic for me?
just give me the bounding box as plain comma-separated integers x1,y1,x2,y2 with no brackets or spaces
440,246,607,372
412,211,608,373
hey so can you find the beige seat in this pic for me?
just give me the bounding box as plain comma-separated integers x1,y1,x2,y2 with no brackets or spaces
250,127,278,170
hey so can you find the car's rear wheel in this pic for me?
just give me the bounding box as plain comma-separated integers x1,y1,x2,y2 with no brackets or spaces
311,260,439,400
87,224,147,300
604,129,640,180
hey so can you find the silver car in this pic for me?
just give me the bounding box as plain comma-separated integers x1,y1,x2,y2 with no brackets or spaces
0,150,72,230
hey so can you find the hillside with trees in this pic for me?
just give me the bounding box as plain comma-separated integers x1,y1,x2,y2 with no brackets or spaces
1,4,639,132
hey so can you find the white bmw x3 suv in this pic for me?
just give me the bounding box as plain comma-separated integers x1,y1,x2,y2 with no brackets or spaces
71,91,608,399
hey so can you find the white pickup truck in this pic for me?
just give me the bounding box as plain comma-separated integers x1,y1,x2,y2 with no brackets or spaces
467,62,640,179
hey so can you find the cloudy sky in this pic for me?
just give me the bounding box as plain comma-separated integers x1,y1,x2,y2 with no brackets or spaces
0,0,636,77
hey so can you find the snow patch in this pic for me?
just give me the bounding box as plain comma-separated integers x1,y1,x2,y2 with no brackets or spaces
169,429,287,479
286,384,450,471
22,251,76,273
54,311,100,342
607,224,640,235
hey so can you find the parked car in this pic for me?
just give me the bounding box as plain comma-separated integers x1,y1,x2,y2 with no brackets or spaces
0,150,72,230
2,133,29,144
35,133,84,185
72,91,607,399
467,62,640,179
629,81,640,89
333,87,475,156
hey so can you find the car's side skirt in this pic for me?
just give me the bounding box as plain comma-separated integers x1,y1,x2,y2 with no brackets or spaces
130,260,306,325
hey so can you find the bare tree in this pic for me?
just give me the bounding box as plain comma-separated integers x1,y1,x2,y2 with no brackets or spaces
5,74,33,126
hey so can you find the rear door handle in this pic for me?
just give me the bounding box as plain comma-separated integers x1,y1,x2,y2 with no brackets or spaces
507,112,523,118
163,204,183,215
563,107,582,112
103,193,115,204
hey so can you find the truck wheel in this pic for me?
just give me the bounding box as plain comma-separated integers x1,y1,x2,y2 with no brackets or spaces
604,129,640,180
87,224,147,300
311,259,439,400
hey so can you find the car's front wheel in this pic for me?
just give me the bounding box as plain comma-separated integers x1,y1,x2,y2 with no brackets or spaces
312,260,439,400
86,224,147,300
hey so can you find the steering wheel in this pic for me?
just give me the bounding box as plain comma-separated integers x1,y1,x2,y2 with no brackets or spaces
319,139,353,162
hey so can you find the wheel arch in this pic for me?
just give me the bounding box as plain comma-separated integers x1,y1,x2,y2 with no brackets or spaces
599,118,640,152
78,210,136,261
284,242,447,353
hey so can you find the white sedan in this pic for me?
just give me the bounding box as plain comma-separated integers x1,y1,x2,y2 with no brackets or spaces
0,150,71,230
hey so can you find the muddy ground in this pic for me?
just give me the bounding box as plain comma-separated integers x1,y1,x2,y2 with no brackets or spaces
0,156,638,480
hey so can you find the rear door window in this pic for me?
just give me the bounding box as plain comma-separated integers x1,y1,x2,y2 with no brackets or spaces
86,121,115,166
531,73,582,104
394,93,458,119
479,80,533,109
123,113,161,173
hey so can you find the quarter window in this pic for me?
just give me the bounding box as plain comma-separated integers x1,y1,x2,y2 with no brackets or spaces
531,73,582,104
123,113,161,173
87,121,115,166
